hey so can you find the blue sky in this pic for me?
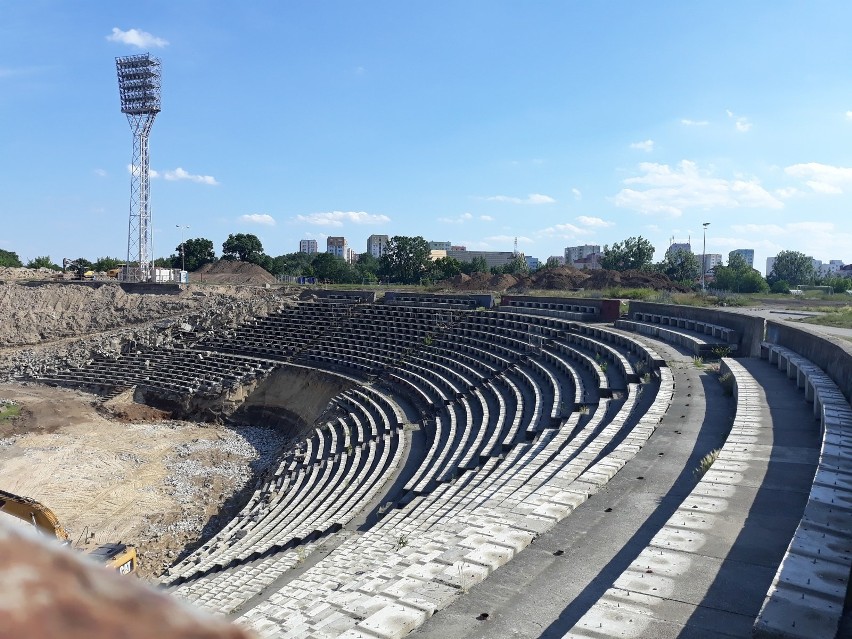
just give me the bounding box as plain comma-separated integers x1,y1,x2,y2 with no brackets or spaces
2,1,852,274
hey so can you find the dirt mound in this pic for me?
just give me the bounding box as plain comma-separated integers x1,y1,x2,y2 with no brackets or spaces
193,260,277,285
0,266,59,281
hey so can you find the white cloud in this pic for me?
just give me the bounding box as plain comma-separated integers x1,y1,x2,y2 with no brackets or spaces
785,162,852,195
106,27,169,49
629,139,654,152
94,168,107,177
239,213,276,226
536,223,590,239
571,188,582,200
846,111,852,120
438,212,474,224
483,193,556,205
726,109,752,132
479,215,494,222
681,119,709,126
613,160,782,217
164,167,218,185
294,211,391,227
576,215,614,228
774,187,800,198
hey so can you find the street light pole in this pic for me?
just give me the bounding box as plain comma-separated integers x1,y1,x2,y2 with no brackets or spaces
176,224,189,272
701,222,710,292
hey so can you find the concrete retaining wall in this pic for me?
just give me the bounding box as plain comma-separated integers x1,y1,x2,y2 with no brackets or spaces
627,301,766,357
383,291,494,308
765,320,852,405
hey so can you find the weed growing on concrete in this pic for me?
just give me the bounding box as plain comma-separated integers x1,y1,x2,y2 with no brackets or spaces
711,345,732,359
694,448,721,479
718,372,734,396
394,535,408,551
693,356,705,369
600,361,608,373
641,373,651,384
578,405,589,415
296,546,307,564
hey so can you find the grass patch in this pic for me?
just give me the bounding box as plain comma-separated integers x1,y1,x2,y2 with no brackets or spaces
694,448,721,479
0,404,20,421
801,305,852,329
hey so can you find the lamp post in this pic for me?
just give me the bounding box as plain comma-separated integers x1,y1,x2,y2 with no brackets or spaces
701,222,710,292
176,224,189,272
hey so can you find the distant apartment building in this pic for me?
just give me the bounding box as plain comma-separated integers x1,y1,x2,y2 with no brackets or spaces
564,244,600,264
574,252,602,270
451,245,467,251
366,234,389,259
701,253,723,275
729,249,754,268
299,239,318,254
547,256,566,266
428,241,452,251
446,249,520,270
346,248,359,264
766,256,776,277
327,236,348,258
525,256,541,271
666,241,692,257
816,259,844,276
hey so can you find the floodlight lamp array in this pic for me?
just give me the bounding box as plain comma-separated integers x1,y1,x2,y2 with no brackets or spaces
116,54,161,115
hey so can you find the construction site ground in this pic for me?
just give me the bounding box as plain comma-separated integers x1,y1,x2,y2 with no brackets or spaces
0,383,283,581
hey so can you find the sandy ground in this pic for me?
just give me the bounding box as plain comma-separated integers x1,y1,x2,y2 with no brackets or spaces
0,383,281,581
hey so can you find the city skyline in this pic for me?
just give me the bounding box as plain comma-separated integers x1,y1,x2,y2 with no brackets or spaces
2,3,852,275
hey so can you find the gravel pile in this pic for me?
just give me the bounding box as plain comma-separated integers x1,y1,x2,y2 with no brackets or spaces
148,424,283,538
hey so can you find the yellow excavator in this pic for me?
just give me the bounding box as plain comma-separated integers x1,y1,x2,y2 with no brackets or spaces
0,489,137,575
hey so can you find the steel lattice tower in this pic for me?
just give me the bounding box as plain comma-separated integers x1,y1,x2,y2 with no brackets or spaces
116,54,161,282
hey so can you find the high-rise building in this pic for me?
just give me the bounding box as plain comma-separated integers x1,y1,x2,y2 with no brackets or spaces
766,256,776,277
666,241,692,257
564,244,601,264
299,239,318,254
366,234,389,259
428,240,452,251
446,249,521,269
701,253,723,275
524,256,541,271
729,249,754,268
327,236,348,258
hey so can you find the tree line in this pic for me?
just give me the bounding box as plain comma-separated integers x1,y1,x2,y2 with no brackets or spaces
2,234,848,293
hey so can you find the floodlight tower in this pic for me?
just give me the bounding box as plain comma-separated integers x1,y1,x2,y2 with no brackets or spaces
116,53,161,282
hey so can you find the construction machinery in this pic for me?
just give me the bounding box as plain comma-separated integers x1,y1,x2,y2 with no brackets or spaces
0,489,137,574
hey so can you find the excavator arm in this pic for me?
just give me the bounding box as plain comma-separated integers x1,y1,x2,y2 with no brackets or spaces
0,489,72,543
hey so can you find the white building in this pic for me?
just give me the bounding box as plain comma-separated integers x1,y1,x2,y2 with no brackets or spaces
366,234,389,259
729,249,754,268
446,249,520,270
701,253,723,275
565,244,600,264
299,239,318,254
327,236,348,258
428,240,452,251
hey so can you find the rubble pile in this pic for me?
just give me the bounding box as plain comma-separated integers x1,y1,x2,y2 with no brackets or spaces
0,283,296,381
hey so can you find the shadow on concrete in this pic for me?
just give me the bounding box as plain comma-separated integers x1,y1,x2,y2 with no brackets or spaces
539,371,733,637
673,357,819,638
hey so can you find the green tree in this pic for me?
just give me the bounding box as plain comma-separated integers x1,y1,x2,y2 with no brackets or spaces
461,255,489,275
93,256,124,272
430,256,462,281
0,249,23,268
713,253,769,293
544,256,562,269
657,249,700,283
501,255,530,276
767,250,814,286
600,236,655,271
378,236,431,284
820,275,852,293
355,253,380,283
26,256,60,270
222,233,264,263
312,253,348,282
175,237,216,271
154,257,173,267
269,252,315,277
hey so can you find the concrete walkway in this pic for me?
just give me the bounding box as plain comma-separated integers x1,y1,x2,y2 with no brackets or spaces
412,347,820,639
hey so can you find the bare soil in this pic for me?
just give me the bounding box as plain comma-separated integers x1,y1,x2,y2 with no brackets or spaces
0,384,280,582
192,261,277,286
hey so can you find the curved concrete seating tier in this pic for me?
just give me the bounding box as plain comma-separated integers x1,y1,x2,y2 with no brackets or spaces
753,345,852,639
615,318,736,357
